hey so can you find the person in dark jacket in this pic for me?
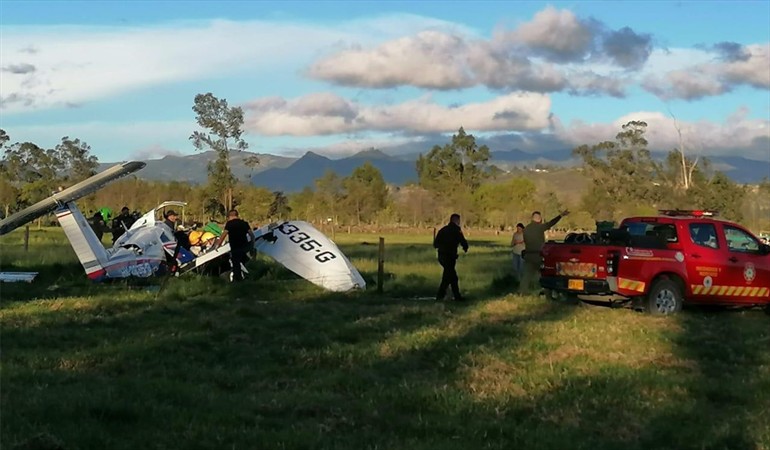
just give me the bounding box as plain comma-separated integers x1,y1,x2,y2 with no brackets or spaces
89,211,106,242
111,206,135,243
214,209,256,282
519,209,569,294
433,213,469,301
163,210,178,232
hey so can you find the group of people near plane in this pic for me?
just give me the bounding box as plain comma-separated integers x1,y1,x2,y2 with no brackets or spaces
87,206,142,243
433,209,569,301
87,205,255,283
88,203,569,291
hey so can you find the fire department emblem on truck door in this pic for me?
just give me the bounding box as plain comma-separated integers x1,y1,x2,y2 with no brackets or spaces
744,263,756,283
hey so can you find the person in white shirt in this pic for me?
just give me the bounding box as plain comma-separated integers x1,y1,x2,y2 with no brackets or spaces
511,223,525,279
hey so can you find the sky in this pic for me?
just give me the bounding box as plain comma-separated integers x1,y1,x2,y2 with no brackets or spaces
1,0,769,163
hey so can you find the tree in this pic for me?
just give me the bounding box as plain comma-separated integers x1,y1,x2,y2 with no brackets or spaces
541,191,564,224
234,185,273,222
656,149,712,210
417,127,490,192
268,191,291,221
0,130,17,216
416,127,490,222
315,170,343,224
289,187,318,222
243,155,261,181
392,185,442,227
667,107,700,191
689,172,745,222
2,142,63,206
574,121,660,220
474,177,536,228
342,162,388,225
190,93,249,213
56,136,99,183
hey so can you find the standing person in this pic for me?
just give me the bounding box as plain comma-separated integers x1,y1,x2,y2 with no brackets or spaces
433,213,469,301
89,211,106,242
519,210,569,294
111,206,135,243
511,223,525,280
163,210,178,232
215,209,256,282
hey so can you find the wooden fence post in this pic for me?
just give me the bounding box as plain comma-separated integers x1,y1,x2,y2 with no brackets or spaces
24,224,30,252
377,237,385,293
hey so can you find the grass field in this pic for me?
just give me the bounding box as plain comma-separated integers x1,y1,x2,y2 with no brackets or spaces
1,228,769,450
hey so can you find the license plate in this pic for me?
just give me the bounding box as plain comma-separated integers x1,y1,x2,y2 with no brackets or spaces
568,279,584,290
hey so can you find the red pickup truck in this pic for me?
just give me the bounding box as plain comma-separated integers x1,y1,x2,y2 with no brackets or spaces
539,211,770,315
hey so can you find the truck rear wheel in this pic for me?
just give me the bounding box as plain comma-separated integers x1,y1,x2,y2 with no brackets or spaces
646,278,683,316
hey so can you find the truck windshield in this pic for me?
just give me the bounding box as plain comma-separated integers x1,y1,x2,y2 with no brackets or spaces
622,222,678,243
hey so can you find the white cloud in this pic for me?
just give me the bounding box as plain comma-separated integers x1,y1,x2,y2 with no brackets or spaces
307,6,653,94
722,43,770,89
308,30,474,89
506,6,594,62
243,91,552,136
130,144,185,160
642,43,770,100
0,15,467,113
3,120,194,160
553,107,770,160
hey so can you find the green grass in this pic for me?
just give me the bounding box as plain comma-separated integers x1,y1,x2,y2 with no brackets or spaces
1,228,769,450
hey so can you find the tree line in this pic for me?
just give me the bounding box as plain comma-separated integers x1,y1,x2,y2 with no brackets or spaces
1,93,768,233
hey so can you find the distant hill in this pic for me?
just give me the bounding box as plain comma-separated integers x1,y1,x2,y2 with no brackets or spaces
98,151,295,184
709,156,770,184
250,150,418,192
99,147,768,190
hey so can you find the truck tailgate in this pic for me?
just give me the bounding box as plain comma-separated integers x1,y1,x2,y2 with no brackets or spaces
540,243,613,294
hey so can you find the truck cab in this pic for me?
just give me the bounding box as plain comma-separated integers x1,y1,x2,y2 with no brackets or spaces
540,210,770,314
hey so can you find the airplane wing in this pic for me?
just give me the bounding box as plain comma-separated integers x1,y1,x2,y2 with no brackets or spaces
176,242,232,274
253,221,366,292
0,161,146,236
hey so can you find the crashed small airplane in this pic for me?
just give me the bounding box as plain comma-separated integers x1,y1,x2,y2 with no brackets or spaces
0,161,366,292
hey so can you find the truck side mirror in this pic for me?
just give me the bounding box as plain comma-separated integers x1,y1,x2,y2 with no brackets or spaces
761,244,770,255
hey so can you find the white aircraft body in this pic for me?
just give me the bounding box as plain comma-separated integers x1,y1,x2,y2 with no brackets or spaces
0,161,366,291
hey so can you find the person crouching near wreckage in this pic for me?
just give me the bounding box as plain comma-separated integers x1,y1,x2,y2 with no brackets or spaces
214,209,256,282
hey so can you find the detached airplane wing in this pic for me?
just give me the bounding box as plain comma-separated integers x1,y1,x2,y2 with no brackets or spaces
0,161,146,236
253,221,366,292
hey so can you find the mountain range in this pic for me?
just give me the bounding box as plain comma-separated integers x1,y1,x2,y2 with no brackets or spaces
100,148,769,191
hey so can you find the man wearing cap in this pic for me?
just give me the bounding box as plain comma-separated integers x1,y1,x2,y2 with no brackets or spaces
164,210,178,232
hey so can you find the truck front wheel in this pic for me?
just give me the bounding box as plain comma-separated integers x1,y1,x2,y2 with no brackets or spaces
646,278,683,316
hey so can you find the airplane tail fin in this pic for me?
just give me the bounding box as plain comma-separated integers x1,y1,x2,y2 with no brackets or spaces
56,203,110,280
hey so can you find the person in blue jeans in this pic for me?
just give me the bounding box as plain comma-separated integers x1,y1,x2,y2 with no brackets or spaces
511,223,525,280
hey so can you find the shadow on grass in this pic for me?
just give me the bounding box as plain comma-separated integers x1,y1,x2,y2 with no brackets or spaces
5,235,766,449
0,259,576,450
472,308,770,450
